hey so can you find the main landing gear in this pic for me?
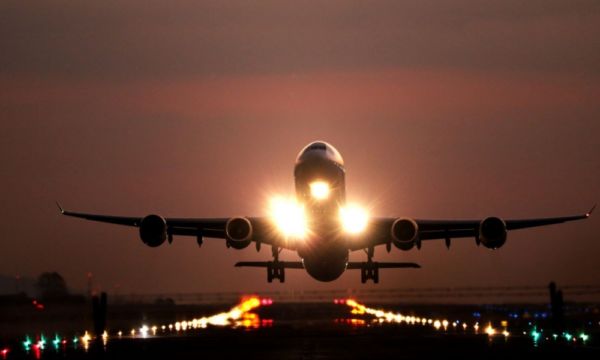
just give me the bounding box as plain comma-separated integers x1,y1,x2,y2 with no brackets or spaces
267,246,285,283
351,246,422,283
234,246,305,283
361,247,379,284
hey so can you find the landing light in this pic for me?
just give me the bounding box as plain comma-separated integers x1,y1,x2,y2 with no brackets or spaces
270,197,308,239
340,205,369,234
310,181,330,200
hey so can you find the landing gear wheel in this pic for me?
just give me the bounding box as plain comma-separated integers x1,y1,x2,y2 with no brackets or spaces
267,263,273,283
266,246,286,283
360,262,380,283
266,261,286,283
279,267,285,283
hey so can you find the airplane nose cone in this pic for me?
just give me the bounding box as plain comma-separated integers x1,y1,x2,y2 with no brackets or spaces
296,141,344,167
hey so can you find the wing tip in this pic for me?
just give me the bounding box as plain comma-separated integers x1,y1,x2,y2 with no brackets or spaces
55,201,65,214
587,204,596,217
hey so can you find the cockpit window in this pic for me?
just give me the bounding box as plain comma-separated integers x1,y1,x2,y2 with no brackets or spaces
308,143,327,151
296,141,345,168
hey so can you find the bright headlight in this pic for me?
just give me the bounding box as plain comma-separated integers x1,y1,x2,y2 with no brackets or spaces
340,204,369,234
269,197,308,238
310,181,330,200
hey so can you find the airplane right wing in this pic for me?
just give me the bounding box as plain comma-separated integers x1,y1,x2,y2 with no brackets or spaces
57,203,290,250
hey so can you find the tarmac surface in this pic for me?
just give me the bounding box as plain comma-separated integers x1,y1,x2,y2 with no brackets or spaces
4,323,599,360
2,300,599,359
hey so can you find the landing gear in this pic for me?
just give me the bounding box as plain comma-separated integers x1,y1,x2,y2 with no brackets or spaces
267,262,285,283
267,246,285,283
360,246,379,284
360,262,379,284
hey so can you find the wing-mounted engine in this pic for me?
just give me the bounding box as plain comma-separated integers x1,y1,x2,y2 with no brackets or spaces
391,218,419,251
479,217,507,249
226,217,253,249
139,214,167,247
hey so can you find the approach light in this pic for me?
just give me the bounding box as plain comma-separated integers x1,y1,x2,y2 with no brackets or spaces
485,323,496,336
310,181,330,200
270,197,308,239
340,204,369,234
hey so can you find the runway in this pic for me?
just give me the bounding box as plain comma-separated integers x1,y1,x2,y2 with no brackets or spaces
2,297,598,359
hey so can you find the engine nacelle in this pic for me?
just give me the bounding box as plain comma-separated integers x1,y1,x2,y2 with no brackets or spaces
479,217,507,249
139,214,167,248
391,218,419,251
225,217,253,249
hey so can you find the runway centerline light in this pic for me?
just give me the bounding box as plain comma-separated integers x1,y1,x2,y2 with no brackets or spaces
310,181,330,200
340,205,369,234
140,325,149,338
81,332,91,352
485,323,496,336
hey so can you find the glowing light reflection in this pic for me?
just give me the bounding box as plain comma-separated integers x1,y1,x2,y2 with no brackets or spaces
338,298,513,341
81,332,91,352
485,323,496,336
127,296,273,338
310,181,330,200
340,205,369,234
101,331,108,346
269,197,308,239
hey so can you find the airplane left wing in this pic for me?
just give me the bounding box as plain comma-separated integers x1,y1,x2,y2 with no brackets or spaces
350,206,594,251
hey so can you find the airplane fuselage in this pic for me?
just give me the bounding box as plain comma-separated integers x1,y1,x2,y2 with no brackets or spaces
294,141,350,281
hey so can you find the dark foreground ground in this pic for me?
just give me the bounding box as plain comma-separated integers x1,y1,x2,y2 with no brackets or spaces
3,324,599,360
1,301,599,359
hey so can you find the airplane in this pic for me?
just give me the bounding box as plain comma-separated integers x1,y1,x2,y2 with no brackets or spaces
58,141,594,283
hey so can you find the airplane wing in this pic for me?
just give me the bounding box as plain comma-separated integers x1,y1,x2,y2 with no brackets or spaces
56,203,285,248
350,206,594,251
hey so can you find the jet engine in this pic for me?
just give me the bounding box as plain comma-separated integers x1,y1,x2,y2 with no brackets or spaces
139,214,167,247
479,217,507,249
226,217,253,249
391,218,419,251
